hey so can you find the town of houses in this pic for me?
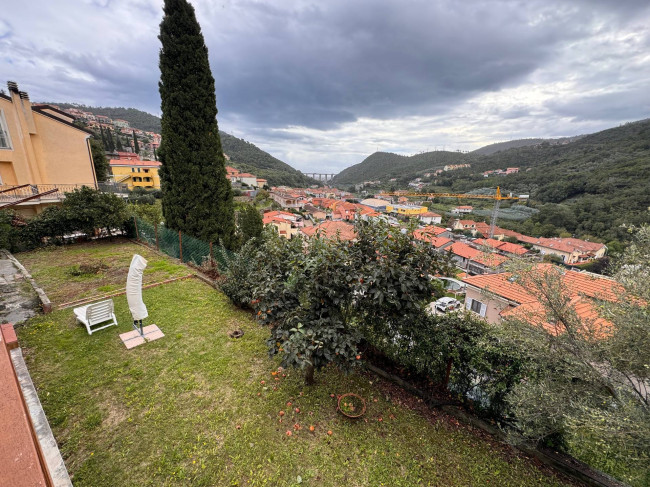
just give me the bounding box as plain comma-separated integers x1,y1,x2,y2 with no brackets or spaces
262,184,612,328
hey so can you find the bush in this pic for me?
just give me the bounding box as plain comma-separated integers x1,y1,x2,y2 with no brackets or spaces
9,187,130,250
220,240,260,308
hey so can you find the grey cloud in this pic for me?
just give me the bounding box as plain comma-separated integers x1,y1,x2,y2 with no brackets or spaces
205,0,649,130
545,87,650,122
1,0,649,172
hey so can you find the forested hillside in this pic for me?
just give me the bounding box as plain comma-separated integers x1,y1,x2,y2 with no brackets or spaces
220,133,316,187
470,135,584,155
332,150,468,185
438,119,650,242
48,103,163,132
48,104,315,187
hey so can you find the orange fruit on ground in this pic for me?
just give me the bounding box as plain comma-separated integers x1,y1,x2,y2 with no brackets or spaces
309,425,315,432
286,431,292,436
356,355,361,360
327,430,333,436
279,411,285,416
295,408,300,413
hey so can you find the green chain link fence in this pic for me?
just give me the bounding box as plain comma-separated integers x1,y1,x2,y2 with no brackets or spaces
133,216,232,270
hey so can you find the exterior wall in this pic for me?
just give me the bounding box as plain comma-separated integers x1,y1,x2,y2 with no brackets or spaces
110,164,161,190
532,244,572,263
464,286,514,324
32,112,96,185
0,95,95,188
420,215,442,225
240,176,257,187
266,220,299,239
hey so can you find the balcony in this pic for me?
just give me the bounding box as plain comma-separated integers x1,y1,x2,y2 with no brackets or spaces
0,183,96,208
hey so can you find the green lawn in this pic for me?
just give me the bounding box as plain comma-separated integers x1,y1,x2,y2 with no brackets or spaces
17,241,573,486
17,238,189,305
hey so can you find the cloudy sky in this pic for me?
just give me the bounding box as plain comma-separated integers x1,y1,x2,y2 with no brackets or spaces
1,0,649,173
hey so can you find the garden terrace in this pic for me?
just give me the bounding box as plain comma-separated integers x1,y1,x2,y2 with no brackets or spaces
16,240,575,486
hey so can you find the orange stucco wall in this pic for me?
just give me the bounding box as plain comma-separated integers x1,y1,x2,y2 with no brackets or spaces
0,93,96,187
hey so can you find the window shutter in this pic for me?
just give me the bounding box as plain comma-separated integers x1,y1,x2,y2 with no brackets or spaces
479,303,487,317
465,298,473,310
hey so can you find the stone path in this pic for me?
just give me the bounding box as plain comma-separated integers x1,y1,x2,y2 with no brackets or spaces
0,253,39,325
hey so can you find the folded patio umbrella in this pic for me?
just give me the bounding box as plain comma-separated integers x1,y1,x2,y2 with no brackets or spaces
126,254,148,321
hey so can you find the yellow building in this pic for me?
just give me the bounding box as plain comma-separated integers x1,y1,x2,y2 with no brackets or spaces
386,204,427,216
109,159,162,190
0,81,97,215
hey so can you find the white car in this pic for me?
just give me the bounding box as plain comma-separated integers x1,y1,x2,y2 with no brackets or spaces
434,297,461,313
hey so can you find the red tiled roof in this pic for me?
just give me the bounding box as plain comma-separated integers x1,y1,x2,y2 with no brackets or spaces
109,159,161,167
420,212,441,217
447,242,480,260
525,237,606,255
463,272,536,304
465,264,620,313
493,227,523,239
473,238,502,249
413,228,452,248
471,252,509,268
501,296,612,338
496,241,528,255
301,221,356,241
263,210,297,220
263,216,292,225
457,220,476,226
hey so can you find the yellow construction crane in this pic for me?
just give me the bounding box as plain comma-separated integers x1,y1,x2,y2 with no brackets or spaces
377,186,519,238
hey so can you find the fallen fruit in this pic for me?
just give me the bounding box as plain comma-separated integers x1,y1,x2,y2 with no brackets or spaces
327,430,333,436
295,408,300,413
286,431,292,436
236,424,241,429
309,425,315,432
294,423,301,430
356,355,361,360
287,402,292,407
279,411,285,417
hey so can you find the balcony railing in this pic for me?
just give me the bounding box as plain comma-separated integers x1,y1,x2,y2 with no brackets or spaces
0,183,96,206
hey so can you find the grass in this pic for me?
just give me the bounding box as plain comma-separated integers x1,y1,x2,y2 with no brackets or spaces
17,241,574,486
16,238,189,305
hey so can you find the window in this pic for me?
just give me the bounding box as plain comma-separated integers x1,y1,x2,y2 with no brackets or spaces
466,298,487,317
0,110,12,149
131,168,135,172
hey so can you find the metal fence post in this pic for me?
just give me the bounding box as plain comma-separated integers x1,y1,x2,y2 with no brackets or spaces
133,216,139,241
155,222,159,250
179,230,183,262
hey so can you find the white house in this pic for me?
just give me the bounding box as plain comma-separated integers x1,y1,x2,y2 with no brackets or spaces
419,211,442,225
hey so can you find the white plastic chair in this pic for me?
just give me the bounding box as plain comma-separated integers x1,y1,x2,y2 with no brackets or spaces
73,299,118,335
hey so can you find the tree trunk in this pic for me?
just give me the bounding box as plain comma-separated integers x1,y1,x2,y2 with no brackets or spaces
305,364,315,386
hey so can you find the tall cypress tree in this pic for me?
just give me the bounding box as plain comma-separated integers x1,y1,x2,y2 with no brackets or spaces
105,128,115,152
100,126,108,151
132,130,140,153
116,133,124,152
158,0,235,248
